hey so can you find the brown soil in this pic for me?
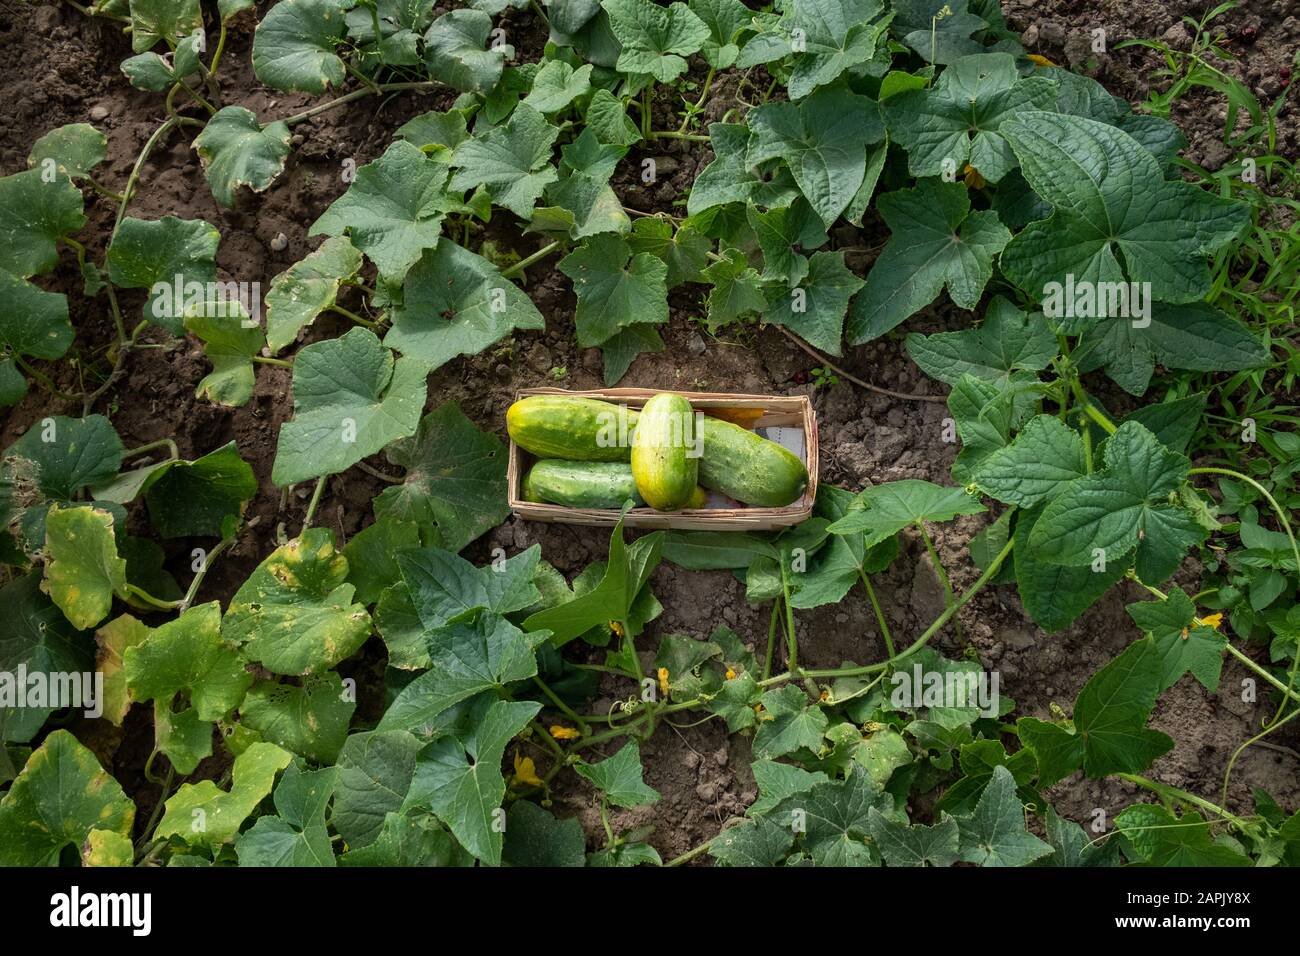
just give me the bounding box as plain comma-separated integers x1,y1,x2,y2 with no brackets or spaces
1,0,1297,863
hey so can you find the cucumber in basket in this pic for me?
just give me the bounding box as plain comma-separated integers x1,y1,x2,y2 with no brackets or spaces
699,416,808,507
523,460,709,509
507,395,637,461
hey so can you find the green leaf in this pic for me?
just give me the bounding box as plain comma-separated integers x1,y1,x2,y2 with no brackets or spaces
310,140,451,283
586,88,642,146
265,237,363,354
342,517,422,606
346,0,436,65
1028,421,1198,578
155,742,293,847
602,0,709,82
753,684,828,759
801,767,882,866
386,240,544,370
125,602,252,773
847,177,1011,343
0,271,73,383
749,758,828,817
396,108,470,156
236,763,338,866
867,807,960,867
1038,806,1119,866
397,545,540,631
0,168,86,279
448,105,558,220
1114,805,1251,866
791,485,898,609
523,516,664,645
138,442,256,539
94,613,149,728
559,237,669,347
955,764,1052,866
380,612,546,731
0,730,134,866
973,415,1087,508
241,673,355,764
183,300,266,407
523,59,593,113
747,198,828,286
762,250,863,356
736,0,892,99
905,296,1055,387
1075,303,1270,398
193,107,292,209
0,573,94,743
338,809,460,866
6,415,123,512
332,730,422,848
223,528,372,676
106,216,220,333
252,0,349,92
702,247,766,332
1013,503,1127,632
423,8,512,93
575,740,661,807
503,800,587,866
709,815,796,866
688,123,759,215
1000,111,1250,305
628,215,711,288
405,697,540,864
28,124,108,180
600,323,665,385
746,87,884,227
272,327,427,486
1023,637,1173,780
688,0,748,68
827,479,985,546
372,402,510,553
1125,588,1226,692
885,53,1056,183
42,505,128,630
129,0,202,52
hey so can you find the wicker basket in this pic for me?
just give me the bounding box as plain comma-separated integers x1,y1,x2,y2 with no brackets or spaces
506,387,818,529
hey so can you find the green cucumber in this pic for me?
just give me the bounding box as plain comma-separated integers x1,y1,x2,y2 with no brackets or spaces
506,395,637,461
699,417,808,507
631,393,699,511
523,460,644,508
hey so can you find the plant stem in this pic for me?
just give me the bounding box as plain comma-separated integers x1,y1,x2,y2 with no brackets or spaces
532,676,591,736
1220,705,1300,809
252,355,292,368
676,66,715,134
641,84,653,139
280,81,441,126
302,476,327,530
500,240,560,278
919,522,962,641
776,327,946,402
762,600,779,681
801,536,1015,679
1069,378,1118,434
648,130,710,142
178,535,235,611
355,460,404,483
1116,772,1248,827
780,565,797,673
209,22,228,78
124,438,179,462
328,303,377,330
528,720,566,761
858,569,895,658
12,356,78,402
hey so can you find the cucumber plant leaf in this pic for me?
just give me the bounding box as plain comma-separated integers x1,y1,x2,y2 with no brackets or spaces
332,730,422,849
1125,588,1226,692
999,111,1251,305
94,614,149,728
155,741,293,847
423,8,513,93
522,60,593,113
688,123,760,215
575,741,661,807
628,215,711,288
709,815,796,866
373,402,511,553
129,0,203,52
251,0,350,93
235,763,339,866
43,504,128,631
827,479,986,546
746,87,885,227
867,806,960,867
791,485,899,609
762,250,864,355
0,168,86,278
346,0,437,66
310,140,451,283
266,237,364,354
905,296,1055,387
848,178,1012,343
0,730,134,866
687,0,748,68
1013,502,1128,632
240,673,356,764
222,528,372,676
28,123,108,180
106,216,220,333
747,198,828,287
386,240,545,371
272,327,427,486
702,247,766,331
503,800,587,866
559,236,669,347
396,545,541,632
0,573,94,744
600,323,665,385
184,300,266,407
736,0,893,99
380,612,548,731
973,415,1087,509
753,684,829,759
885,52,1057,183
955,764,1052,866
1114,805,1251,866
448,105,559,220
0,271,72,404
404,697,540,865
585,88,643,146
193,107,293,209
602,0,710,83
1017,637,1173,783
342,516,422,606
